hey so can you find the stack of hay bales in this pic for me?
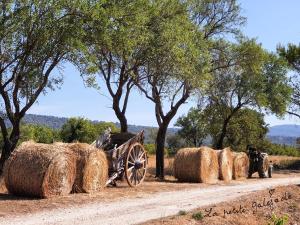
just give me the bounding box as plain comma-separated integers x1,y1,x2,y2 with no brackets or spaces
174,146,250,183
4,142,76,198
174,147,218,183
4,141,109,198
55,143,108,193
216,147,233,182
232,152,249,179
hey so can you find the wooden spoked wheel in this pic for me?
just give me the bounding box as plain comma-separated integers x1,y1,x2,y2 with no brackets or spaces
125,143,147,187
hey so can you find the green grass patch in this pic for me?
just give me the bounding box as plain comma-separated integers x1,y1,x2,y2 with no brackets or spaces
192,212,204,221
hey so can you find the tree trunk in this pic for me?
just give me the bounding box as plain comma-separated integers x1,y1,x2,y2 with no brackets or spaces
215,106,241,149
155,124,168,179
0,122,20,174
215,117,230,149
116,111,128,133
113,100,128,133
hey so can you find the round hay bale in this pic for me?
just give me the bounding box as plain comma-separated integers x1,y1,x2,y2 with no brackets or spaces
217,147,233,182
232,152,249,180
3,141,76,198
55,143,108,193
174,147,218,183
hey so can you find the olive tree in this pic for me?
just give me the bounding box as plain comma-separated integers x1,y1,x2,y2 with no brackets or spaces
278,43,300,118
206,39,291,149
78,0,151,132
135,0,244,178
0,0,96,171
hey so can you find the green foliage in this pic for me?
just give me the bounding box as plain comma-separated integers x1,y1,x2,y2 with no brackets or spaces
167,134,186,156
19,124,58,144
278,43,300,72
268,213,289,225
224,109,268,151
60,118,119,143
143,143,170,156
143,143,156,155
263,54,292,116
192,212,204,221
175,108,208,147
0,0,101,162
0,124,59,154
60,117,96,143
258,140,300,157
203,106,268,151
202,38,291,148
278,43,300,118
94,122,119,136
77,0,153,132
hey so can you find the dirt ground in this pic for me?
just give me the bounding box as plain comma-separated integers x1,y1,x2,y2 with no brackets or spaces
143,185,300,225
0,155,299,221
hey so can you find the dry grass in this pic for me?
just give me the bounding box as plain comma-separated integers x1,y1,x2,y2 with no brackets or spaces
217,147,233,182
174,147,219,183
4,141,76,198
232,152,249,180
54,143,108,193
269,155,300,170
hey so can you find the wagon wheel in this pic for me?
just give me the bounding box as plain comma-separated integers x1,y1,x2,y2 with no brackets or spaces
125,142,147,187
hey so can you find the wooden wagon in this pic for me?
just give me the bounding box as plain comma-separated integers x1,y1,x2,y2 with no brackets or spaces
92,129,147,187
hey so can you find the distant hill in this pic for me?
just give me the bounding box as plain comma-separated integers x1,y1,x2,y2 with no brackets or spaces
266,135,298,146
16,114,178,143
6,114,300,146
22,114,68,129
266,125,300,146
267,125,300,137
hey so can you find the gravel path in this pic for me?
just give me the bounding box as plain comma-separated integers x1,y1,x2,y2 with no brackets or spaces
2,177,300,225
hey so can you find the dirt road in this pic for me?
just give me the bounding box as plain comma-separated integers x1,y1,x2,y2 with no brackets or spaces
1,177,300,225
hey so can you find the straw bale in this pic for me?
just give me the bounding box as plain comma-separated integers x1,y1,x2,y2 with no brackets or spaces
216,147,233,182
232,152,249,179
174,147,218,183
4,142,76,198
55,143,108,193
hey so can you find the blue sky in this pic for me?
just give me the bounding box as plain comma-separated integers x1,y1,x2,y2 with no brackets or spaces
28,0,300,127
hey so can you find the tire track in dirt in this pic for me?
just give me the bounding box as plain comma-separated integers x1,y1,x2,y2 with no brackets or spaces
1,177,300,225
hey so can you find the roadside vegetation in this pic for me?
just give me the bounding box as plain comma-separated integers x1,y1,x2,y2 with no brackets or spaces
0,118,119,153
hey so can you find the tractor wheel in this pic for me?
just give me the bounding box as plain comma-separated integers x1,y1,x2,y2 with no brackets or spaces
258,156,269,178
268,165,273,178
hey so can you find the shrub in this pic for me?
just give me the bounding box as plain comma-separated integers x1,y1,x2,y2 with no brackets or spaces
192,212,203,221
268,213,288,225
144,143,170,156
178,210,187,216
144,144,156,155
259,140,300,157
60,117,97,143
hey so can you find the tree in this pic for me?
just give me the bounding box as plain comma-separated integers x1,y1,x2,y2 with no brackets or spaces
205,39,291,149
135,0,207,178
278,43,300,118
135,0,244,178
93,121,119,136
206,107,268,151
175,108,208,147
60,117,96,143
20,124,58,144
60,118,119,143
166,134,185,155
0,1,96,172
78,0,151,132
